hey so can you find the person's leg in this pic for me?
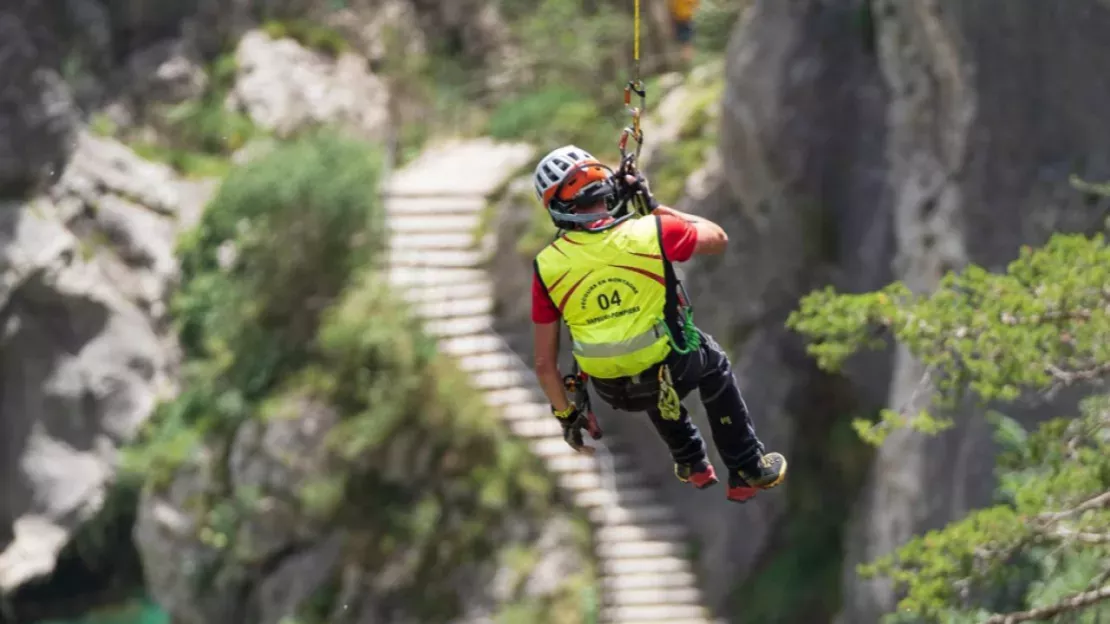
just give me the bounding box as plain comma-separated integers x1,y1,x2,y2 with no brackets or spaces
693,330,787,502
590,357,719,488
652,347,719,488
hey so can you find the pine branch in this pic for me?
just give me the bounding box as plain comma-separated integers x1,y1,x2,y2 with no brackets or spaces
1038,491,1110,524
983,584,1110,623
1046,361,1110,386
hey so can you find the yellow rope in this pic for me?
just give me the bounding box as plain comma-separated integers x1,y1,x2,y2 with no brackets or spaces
633,0,641,63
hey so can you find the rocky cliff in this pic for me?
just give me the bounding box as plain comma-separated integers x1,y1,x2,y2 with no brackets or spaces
0,129,212,617
489,0,1110,621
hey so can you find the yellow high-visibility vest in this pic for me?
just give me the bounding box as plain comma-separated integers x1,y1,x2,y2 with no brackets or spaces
534,217,673,379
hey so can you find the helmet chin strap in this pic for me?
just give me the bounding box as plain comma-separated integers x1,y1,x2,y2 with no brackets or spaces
547,166,637,231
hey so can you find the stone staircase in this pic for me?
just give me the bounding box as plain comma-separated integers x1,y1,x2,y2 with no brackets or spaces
383,139,715,624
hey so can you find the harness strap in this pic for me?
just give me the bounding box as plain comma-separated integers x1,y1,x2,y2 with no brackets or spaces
572,320,669,358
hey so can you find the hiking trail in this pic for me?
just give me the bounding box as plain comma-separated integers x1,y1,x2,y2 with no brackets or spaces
383,138,716,624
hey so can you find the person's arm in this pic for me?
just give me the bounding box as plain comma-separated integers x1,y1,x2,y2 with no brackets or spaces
653,203,728,255
533,320,571,412
530,270,571,411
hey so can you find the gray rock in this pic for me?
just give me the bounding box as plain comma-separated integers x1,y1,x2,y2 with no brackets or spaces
0,132,213,592
839,2,1110,621
228,29,391,141
125,39,209,105
0,2,80,195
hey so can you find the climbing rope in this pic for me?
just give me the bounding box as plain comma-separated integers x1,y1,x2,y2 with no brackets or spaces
617,0,650,217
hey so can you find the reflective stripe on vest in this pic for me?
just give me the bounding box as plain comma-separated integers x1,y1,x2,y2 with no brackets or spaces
535,216,673,379
572,319,668,358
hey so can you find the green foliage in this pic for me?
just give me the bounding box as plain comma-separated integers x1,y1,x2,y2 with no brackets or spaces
261,19,349,57
789,233,1110,444
499,0,630,90
120,53,260,178
124,133,385,481
123,131,592,622
486,86,623,159
693,0,749,53
787,232,1110,621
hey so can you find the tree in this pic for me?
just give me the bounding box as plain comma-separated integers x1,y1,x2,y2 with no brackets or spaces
785,232,1110,623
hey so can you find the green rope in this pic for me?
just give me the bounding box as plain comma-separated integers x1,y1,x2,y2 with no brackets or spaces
661,306,701,355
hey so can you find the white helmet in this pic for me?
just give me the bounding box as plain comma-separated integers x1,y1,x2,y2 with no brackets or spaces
532,145,627,229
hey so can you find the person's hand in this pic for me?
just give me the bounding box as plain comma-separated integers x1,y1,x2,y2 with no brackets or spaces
622,172,650,195
620,172,659,213
552,403,596,454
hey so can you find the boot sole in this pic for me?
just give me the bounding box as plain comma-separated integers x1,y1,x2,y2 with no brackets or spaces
677,474,719,490
727,456,788,503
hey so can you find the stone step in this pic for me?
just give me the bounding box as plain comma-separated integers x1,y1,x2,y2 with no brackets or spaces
606,586,703,607
415,296,493,320
598,540,688,560
422,315,493,338
456,351,521,374
387,212,483,233
437,334,504,358
390,232,478,251
545,453,604,474
596,524,689,544
528,437,582,460
600,570,699,591
388,248,485,268
599,604,709,623
402,281,493,305
507,417,563,439
472,367,529,391
388,267,487,288
483,386,537,408
574,486,657,509
566,470,647,493
601,556,695,577
591,504,677,526
384,195,487,216
498,402,550,423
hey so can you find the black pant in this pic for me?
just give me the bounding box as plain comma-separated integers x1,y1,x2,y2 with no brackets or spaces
589,328,765,477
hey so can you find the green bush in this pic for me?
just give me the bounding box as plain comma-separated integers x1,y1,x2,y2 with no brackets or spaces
124,133,386,483
261,19,349,57
175,131,386,362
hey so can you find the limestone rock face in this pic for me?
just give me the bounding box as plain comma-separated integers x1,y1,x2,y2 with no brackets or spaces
0,132,210,592
839,2,1110,621
228,30,391,142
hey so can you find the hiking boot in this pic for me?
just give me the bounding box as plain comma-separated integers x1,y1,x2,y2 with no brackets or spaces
675,459,719,489
727,452,787,503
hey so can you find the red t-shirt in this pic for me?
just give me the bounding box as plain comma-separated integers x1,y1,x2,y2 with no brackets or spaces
531,215,697,324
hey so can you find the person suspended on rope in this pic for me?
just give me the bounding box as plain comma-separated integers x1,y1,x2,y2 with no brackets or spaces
529,145,787,504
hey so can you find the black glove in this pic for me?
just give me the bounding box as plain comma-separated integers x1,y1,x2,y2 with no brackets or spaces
552,403,593,453
619,171,660,213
